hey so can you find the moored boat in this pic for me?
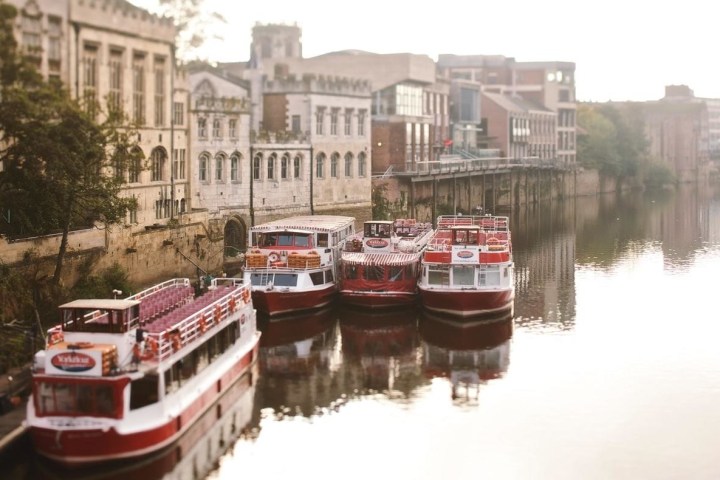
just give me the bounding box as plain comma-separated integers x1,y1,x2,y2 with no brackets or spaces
418,214,514,318
26,277,260,466
339,218,433,308
242,215,355,316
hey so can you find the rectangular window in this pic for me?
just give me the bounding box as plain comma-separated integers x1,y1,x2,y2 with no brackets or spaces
213,118,222,138
154,57,166,127
330,108,339,135
21,15,41,53
315,107,325,135
108,49,124,115
344,108,353,135
228,118,237,139
173,149,186,180
358,109,366,136
291,115,301,133
48,16,62,73
132,53,146,125
173,102,184,126
82,44,99,117
281,156,288,179
198,117,207,139
293,156,300,178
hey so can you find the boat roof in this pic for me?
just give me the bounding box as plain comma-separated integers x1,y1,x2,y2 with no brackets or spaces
365,220,393,225
450,225,481,230
250,215,355,233
59,299,141,310
343,252,421,265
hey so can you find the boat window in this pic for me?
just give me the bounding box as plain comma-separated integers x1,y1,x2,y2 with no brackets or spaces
428,266,450,286
278,234,294,246
310,271,325,285
273,274,298,287
260,233,278,247
344,265,359,280
62,307,126,334
481,267,501,286
364,265,384,281
35,380,121,418
325,269,334,283
453,266,475,286
130,374,159,410
318,233,328,248
295,234,310,247
389,266,404,281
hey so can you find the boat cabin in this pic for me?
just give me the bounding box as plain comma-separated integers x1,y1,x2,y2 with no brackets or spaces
59,299,141,334
364,221,393,239
450,226,481,246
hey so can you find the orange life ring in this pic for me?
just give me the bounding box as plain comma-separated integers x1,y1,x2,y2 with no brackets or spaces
242,288,251,303
199,314,207,333
268,251,280,263
228,297,237,313
214,305,222,323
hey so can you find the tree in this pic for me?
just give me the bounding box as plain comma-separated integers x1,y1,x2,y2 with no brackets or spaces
0,1,138,285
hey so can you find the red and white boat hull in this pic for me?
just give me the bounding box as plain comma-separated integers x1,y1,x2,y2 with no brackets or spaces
339,288,417,309
252,285,336,316
419,287,514,318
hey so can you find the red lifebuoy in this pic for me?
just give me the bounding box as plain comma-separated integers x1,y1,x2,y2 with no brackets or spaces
171,333,181,352
199,314,207,333
213,305,222,323
228,297,237,313
242,288,251,303
268,251,280,263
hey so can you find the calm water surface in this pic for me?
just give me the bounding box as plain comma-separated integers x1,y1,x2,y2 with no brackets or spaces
6,186,720,480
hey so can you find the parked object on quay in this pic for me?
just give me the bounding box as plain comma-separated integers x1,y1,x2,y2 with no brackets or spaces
418,215,514,318
339,218,434,309
242,215,356,316
25,277,260,465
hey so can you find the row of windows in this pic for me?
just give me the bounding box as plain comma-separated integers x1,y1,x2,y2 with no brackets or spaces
114,147,186,183
197,117,239,140
198,151,368,183
314,108,367,136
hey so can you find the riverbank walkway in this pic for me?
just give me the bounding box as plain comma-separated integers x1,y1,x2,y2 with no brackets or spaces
0,366,30,455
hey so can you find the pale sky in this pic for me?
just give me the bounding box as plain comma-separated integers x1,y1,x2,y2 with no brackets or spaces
132,0,716,102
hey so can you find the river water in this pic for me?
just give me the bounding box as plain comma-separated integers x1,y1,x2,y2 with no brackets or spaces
4,186,720,480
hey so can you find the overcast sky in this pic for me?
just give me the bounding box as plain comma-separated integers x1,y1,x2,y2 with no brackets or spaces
131,0,716,102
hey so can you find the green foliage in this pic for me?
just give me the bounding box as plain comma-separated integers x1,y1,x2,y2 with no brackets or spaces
0,3,139,284
372,184,391,220
577,103,648,177
72,262,134,300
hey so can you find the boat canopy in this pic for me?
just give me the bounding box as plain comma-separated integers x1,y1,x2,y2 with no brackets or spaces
342,252,420,266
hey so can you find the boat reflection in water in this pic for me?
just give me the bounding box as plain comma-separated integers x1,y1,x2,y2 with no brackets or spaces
258,307,339,416
339,306,420,396
419,309,513,402
34,364,258,480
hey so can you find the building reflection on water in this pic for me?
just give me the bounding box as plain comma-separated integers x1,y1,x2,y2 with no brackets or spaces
419,310,513,402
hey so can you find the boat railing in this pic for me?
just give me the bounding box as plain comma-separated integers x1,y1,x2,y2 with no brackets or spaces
143,278,250,362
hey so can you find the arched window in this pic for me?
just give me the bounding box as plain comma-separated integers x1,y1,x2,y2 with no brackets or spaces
128,147,143,183
344,152,353,177
150,147,166,181
230,153,241,182
358,151,367,177
253,154,262,181
316,152,326,178
199,153,210,182
281,153,290,179
293,155,302,179
267,153,277,180
215,153,225,181
113,147,127,183
330,152,339,178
